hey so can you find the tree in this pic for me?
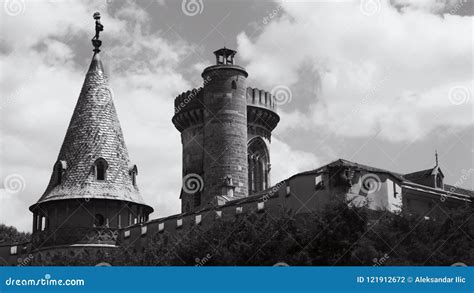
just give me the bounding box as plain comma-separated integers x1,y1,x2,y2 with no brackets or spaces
0,224,30,244
125,200,472,266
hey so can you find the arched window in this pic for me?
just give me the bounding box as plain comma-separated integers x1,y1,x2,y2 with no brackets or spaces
129,165,138,186
94,158,108,181
94,214,105,227
248,137,270,194
231,80,237,89
53,160,67,186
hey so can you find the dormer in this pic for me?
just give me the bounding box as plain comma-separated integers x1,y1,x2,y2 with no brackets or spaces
53,160,67,186
404,166,444,189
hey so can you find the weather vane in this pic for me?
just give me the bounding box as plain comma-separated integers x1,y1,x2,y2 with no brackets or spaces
91,12,104,53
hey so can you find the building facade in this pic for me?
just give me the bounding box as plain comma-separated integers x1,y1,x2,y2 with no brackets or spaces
0,15,472,265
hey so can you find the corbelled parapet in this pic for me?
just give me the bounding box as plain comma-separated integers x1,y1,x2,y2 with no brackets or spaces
246,87,280,141
172,88,204,132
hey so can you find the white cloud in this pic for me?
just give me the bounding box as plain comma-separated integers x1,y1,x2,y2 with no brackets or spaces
270,137,320,183
237,0,473,143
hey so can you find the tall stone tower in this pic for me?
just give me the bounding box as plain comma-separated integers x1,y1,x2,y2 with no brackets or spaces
29,13,153,250
173,48,280,213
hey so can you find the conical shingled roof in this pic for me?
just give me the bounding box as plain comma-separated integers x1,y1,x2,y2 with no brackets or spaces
31,52,152,212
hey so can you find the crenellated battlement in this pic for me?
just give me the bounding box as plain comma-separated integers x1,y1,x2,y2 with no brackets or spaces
246,87,277,112
246,87,280,140
118,182,287,246
174,88,204,114
172,88,205,132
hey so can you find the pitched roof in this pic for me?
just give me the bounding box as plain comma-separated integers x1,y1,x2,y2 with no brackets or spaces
286,158,472,198
290,158,405,181
444,184,474,198
404,166,444,181
31,52,152,212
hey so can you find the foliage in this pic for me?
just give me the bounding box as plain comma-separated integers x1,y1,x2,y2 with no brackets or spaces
19,200,472,266
112,200,473,266
0,224,30,244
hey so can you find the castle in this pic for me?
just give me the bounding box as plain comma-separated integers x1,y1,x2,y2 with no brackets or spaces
0,14,472,265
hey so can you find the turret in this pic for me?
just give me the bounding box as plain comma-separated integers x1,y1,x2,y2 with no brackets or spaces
173,48,279,213
29,13,153,249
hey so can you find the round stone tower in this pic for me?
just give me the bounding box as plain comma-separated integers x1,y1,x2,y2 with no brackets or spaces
173,48,279,213
202,48,249,205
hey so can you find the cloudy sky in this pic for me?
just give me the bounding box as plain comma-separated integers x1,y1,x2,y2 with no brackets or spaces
0,0,472,232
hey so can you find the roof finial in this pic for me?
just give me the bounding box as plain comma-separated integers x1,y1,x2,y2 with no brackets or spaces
92,12,104,53
435,150,439,167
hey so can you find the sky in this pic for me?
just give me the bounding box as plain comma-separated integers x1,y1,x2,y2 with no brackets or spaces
0,0,473,232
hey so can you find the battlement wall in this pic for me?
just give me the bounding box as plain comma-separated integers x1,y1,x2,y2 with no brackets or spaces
172,88,205,132
174,88,204,115
246,87,277,112
117,181,293,250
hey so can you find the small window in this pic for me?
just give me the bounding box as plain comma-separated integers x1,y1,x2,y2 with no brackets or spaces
158,223,165,232
231,80,237,89
141,225,147,235
215,211,222,219
41,216,47,231
436,175,443,189
257,202,264,211
195,214,202,225
286,185,291,197
10,246,17,255
132,172,136,185
54,163,62,185
124,230,130,238
53,160,67,186
94,158,108,181
177,219,183,228
129,165,138,186
236,207,243,214
315,175,323,189
94,214,105,227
